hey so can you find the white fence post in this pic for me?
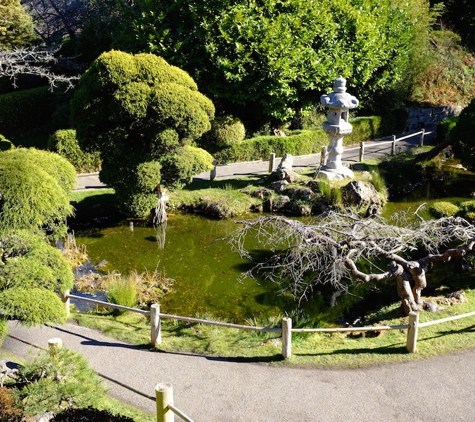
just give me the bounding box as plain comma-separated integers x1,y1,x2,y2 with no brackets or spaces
406,312,419,353
359,141,365,162
282,317,292,359
269,153,276,173
391,135,396,155
156,383,174,422
151,303,162,347
61,290,70,318
48,338,63,355
419,128,425,146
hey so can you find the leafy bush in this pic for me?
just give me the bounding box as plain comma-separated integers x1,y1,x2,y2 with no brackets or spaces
0,87,55,139
437,116,459,144
0,288,67,326
452,99,475,171
0,387,23,422
0,148,75,237
213,116,391,164
429,201,460,218
48,129,101,173
200,115,246,151
14,348,107,415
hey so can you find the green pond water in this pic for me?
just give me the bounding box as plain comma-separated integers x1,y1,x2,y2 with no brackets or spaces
75,213,286,322
75,195,471,322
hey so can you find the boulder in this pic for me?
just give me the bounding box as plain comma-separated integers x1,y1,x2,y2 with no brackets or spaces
342,181,382,216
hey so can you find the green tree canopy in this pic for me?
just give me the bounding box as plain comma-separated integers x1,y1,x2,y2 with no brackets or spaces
131,0,432,126
0,0,36,49
452,98,475,170
0,148,76,238
71,50,215,217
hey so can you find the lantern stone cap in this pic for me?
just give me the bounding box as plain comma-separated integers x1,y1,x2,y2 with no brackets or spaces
320,76,359,110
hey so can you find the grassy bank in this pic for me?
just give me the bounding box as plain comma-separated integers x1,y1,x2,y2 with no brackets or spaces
71,285,475,369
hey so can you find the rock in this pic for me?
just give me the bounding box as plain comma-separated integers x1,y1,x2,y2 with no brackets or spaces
273,195,290,211
342,180,382,216
283,187,314,201
423,300,445,313
250,188,273,199
278,153,293,170
306,180,322,193
268,180,288,193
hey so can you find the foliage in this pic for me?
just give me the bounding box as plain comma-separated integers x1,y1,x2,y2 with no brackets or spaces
0,387,23,422
0,0,36,49
429,201,460,218
48,129,102,173
0,288,67,326
452,99,475,170
0,148,75,237
199,115,246,151
132,0,430,124
409,30,475,106
14,348,107,415
0,86,55,139
51,407,135,422
213,116,389,164
436,116,459,144
71,50,215,217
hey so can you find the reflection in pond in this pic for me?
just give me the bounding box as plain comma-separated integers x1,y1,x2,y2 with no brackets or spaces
75,213,286,322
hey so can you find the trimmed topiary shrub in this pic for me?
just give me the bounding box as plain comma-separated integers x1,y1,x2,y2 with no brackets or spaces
452,99,475,171
48,129,101,173
429,201,460,218
199,115,246,151
436,116,459,144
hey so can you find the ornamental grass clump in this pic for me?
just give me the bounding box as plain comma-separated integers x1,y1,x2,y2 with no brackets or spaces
106,276,138,312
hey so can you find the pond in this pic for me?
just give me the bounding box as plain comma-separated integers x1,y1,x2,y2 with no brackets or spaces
75,213,288,322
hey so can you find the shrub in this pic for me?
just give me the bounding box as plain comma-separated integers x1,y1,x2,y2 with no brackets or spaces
48,129,102,173
200,115,246,150
452,98,475,171
429,201,460,218
0,387,23,422
437,116,459,144
0,86,55,139
14,348,107,416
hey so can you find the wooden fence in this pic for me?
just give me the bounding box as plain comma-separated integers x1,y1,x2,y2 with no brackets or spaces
64,292,475,359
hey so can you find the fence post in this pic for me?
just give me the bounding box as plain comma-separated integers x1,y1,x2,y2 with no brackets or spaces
269,153,276,173
151,303,162,347
359,141,365,162
406,311,419,353
61,290,70,318
419,128,425,147
48,338,63,355
282,317,292,359
391,135,396,155
320,146,327,167
210,159,217,181
156,383,174,422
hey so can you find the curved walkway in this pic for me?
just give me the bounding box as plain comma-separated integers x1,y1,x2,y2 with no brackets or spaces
3,321,475,421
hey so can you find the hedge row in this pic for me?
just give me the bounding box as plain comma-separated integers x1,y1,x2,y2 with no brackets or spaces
213,116,390,164
0,87,56,139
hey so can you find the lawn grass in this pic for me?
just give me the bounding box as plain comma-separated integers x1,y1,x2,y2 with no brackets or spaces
71,287,475,369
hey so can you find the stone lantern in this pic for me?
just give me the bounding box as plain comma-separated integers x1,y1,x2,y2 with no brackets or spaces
319,76,359,180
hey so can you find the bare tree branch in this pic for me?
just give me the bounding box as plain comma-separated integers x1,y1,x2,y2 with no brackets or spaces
227,212,475,314
0,47,80,90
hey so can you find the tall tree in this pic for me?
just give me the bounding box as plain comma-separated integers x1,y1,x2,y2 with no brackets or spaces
0,0,36,49
131,0,432,126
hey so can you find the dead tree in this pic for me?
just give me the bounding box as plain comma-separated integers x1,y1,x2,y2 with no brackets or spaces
227,210,475,315
0,47,81,89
